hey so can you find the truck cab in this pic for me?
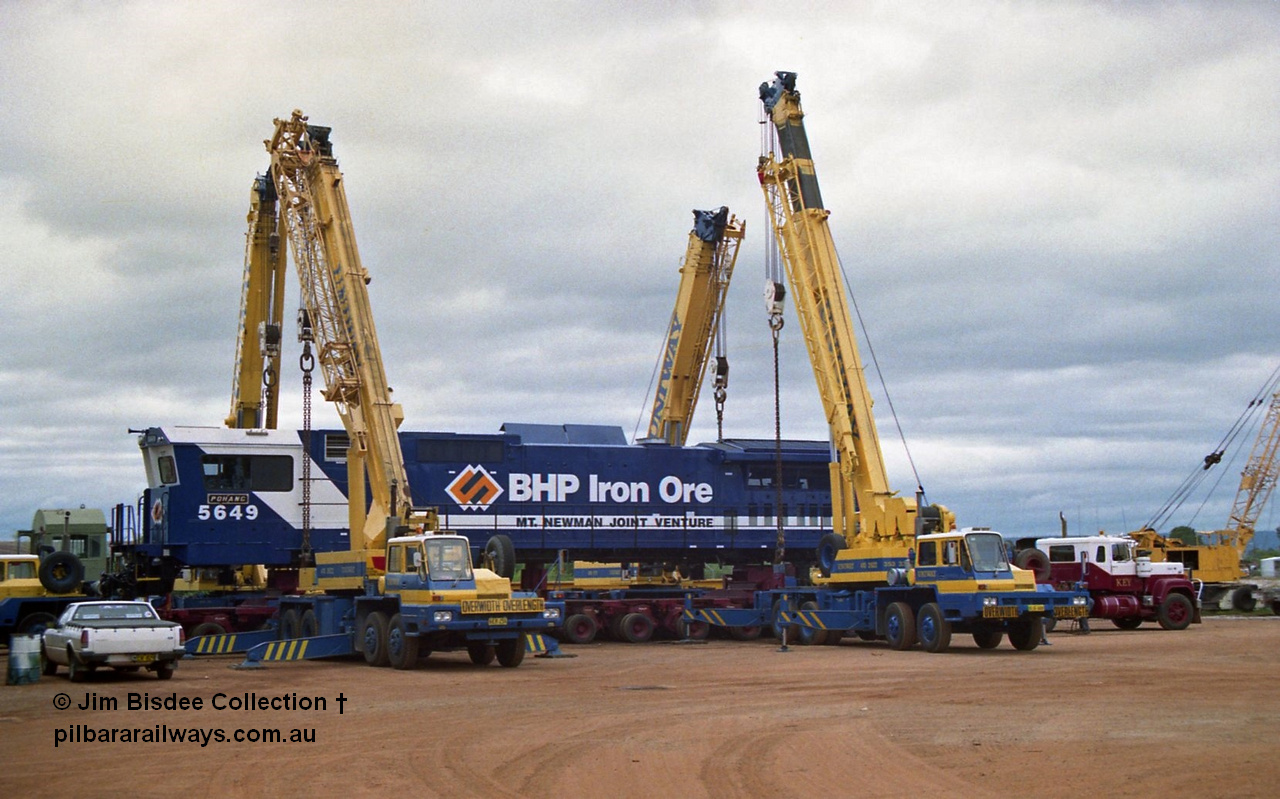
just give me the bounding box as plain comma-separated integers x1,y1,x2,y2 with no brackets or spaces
913,529,1038,592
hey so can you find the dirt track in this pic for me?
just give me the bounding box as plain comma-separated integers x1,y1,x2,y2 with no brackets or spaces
2,618,1277,798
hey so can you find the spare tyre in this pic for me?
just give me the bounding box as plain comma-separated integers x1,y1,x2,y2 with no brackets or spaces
39,551,85,594
1013,548,1050,582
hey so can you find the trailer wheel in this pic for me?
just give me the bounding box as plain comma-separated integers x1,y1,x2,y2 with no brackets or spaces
18,612,57,636
1157,593,1194,631
1008,617,1042,651
563,613,598,645
279,609,301,640
361,611,390,667
39,551,85,594
387,614,419,670
191,622,227,638
1230,586,1257,613
496,634,526,668
676,617,710,641
728,625,762,641
971,626,1003,649
1111,617,1143,631
619,613,654,644
300,609,319,638
484,534,516,579
918,602,951,653
467,641,496,666
797,601,829,646
885,602,916,650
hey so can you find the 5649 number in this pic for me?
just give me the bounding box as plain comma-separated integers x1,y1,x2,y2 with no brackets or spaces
198,504,260,521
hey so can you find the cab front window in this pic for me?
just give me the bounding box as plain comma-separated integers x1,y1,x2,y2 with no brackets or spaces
965,533,1011,572
424,539,473,581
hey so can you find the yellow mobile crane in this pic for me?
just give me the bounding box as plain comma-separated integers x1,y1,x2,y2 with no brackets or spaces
644,207,745,445
686,73,1086,652
225,175,286,431
231,112,562,668
1131,388,1280,609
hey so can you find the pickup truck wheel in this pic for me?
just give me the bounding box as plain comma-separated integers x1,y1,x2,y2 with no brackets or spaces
19,612,57,636
156,662,175,680
467,641,496,666
1157,593,1194,631
1008,617,1042,651
68,654,87,683
797,601,828,646
918,602,952,653
42,644,58,675
386,614,419,670
1112,617,1143,631
496,634,526,668
619,613,654,644
361,612,390,667
972,627,1003,649
885,602,916,650
39,551,85,594
563,613,598,645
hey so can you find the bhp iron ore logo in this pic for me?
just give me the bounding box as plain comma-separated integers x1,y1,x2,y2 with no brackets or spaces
445,465,504,510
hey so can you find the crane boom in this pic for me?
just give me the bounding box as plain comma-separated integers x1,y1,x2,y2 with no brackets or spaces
1223,390,1280,545
226,175,286,429
266,111,430,556
645,207,744,445
757,73,941,569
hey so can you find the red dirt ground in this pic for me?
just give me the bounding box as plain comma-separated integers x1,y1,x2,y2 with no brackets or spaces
2,617,1277,798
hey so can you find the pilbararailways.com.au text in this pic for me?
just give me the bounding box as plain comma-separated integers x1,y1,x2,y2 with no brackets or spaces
50,691,347,748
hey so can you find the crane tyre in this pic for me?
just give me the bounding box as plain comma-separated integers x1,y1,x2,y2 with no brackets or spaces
1156,593,1194,631
387,614,419,670
1013,549,1050,582
467,641,496,666
972,626,1003,649
18,611,58,636
279,609,301,640
563,613,598,645
39,551,84,594
191,622,228,638
1008,617,1042,651
917,602,952,653
885,602,916,650
816,533,846,578
484,535,516,579
1230,586,1257,613
299,609,319,638
361,611,391,667
797,600,828,646
496,634,526,668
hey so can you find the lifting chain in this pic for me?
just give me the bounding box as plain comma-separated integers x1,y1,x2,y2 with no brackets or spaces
298,309,315,565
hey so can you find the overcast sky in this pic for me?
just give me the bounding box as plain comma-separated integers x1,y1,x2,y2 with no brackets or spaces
2,1,1278,544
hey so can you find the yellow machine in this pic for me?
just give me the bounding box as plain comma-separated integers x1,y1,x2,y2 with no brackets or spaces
756,72,953,585
1131,389,1280,604
261,111,437,585
644,207,745,445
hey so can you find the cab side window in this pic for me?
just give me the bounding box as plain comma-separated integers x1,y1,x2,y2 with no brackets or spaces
917,541,937,567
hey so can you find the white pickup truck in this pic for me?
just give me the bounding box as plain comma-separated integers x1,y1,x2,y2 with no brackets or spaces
42,600,186,681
